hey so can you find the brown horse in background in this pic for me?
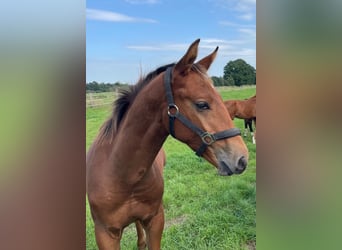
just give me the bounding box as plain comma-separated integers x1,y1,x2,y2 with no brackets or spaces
224,95,256,143
86,39,249,250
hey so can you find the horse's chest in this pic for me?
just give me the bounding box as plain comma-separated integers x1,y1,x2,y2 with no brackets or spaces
92,169,164,227
111,189,162,226
129,183,163,216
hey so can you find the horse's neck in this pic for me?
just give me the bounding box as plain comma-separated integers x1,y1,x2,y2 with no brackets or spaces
110,77,168,184
231,101,239,117
236,100,247,116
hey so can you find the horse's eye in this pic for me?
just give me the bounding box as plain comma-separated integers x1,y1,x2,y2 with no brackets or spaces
195,101,210,111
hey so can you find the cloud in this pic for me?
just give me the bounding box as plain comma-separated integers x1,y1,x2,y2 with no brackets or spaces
212,0,255,21
218,21,238,27
221,48,256,58
126,39,253,52
219,20,255,28
127,42,218,52
217,21,256,40
126,45,163,51
126,43,189,51
86,8,157,23
235,0,255,12
201,38,228,44
238,28,256,38
238,13,254,21
235,0,255,21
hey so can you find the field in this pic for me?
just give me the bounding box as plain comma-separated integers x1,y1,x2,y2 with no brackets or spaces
86,86,256,250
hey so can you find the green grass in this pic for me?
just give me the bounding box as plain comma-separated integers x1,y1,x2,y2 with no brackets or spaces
86,86,256,250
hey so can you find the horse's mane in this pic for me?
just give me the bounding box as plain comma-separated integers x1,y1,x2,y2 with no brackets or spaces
96,63,175,145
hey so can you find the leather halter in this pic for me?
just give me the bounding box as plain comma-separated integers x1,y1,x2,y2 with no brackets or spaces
164,67,241,156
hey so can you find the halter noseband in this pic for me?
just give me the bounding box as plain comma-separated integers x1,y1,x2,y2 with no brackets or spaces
164,67,241,156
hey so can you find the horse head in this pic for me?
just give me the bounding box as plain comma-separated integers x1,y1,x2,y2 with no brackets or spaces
163,39,249,176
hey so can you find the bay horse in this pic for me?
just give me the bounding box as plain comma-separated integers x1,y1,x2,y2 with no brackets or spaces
224,95,256,144
86,39,249,250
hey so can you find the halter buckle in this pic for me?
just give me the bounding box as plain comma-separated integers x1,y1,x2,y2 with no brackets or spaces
201,132,216,145
167,104,179,117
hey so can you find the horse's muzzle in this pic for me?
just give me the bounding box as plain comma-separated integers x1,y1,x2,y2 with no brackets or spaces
237,156,248,173
218,156,247,176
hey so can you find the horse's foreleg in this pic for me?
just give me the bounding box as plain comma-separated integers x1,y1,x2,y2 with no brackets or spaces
136,220,147,250
143,204,165,250
95,223,122,250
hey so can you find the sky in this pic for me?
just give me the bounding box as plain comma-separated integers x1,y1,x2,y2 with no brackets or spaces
86,0,255,84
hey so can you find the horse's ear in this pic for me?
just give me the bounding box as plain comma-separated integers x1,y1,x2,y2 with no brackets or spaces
174,39,200,75
196,46,219,71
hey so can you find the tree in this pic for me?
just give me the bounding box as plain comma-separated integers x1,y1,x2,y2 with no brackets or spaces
225,75,235,86
86,81,100,92
211,76,234,86
211,76,223,86
223,59,256,86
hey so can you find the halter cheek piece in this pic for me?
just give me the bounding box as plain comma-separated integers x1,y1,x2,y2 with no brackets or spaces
164,67,241,156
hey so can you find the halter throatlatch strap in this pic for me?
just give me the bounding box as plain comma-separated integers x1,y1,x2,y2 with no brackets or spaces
163,67,241,156
164,67,177,137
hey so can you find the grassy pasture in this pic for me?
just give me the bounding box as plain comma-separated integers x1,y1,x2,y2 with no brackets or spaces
86,86,256,250
86,91,118,108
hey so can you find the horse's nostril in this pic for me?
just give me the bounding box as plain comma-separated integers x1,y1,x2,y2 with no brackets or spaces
238,156,247,170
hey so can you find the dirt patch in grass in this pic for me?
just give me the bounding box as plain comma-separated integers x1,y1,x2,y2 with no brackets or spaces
164,215,187,229
245,240,256,250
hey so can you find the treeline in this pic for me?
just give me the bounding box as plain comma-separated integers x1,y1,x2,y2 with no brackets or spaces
86,58,256,90
86,81,129,93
